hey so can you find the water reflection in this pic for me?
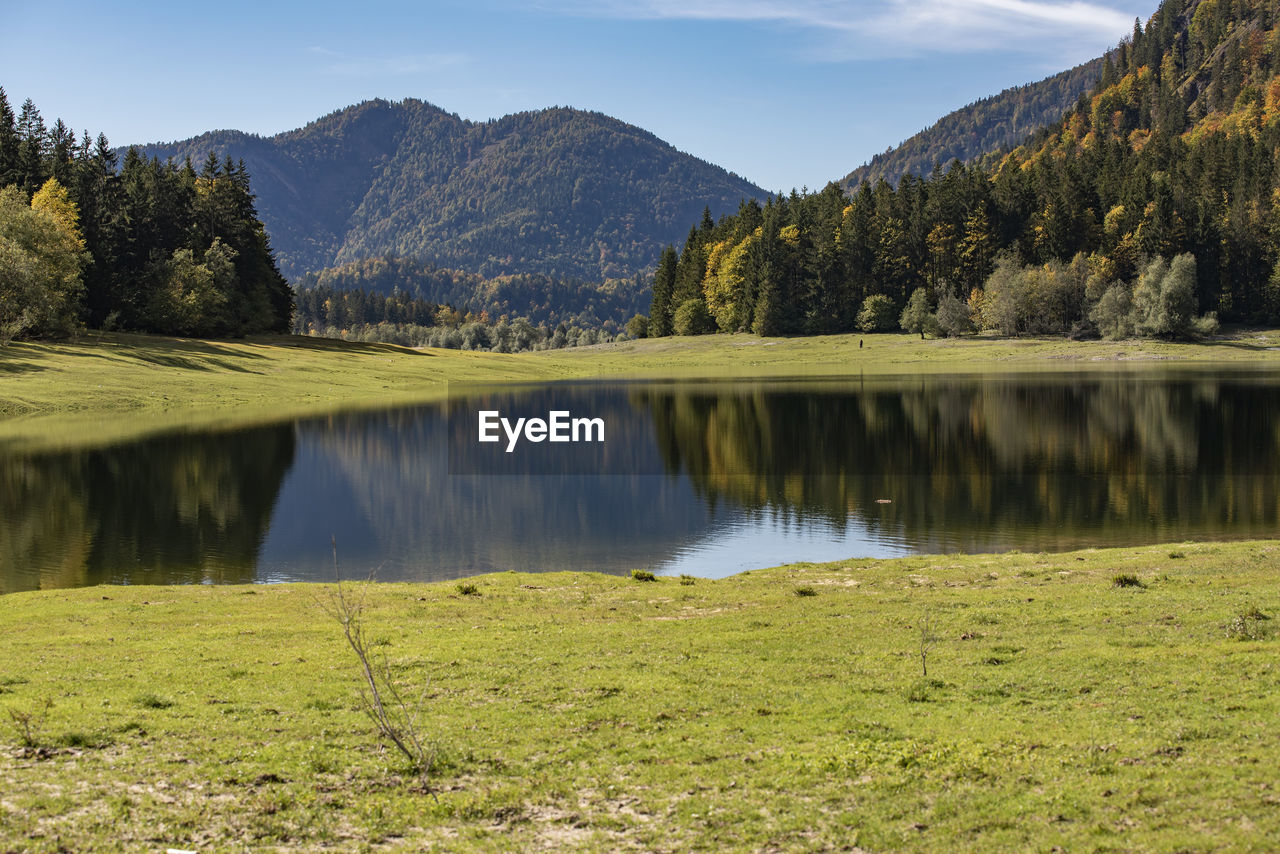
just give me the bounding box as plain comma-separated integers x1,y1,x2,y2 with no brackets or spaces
636,375,1280,552
2,370,1278,593
0,426,295,593
260,409,717,581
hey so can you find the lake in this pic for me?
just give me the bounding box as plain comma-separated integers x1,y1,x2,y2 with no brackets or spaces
4,368,1279,593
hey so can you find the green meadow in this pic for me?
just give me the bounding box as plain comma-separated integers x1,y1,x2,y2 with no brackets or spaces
3,328,1280,451
2,542,1278,851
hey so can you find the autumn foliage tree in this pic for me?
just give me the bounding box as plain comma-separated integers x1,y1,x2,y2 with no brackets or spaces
0,180,86,342
0,88,292,341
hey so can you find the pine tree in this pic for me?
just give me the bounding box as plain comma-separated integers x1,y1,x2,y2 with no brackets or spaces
0,88,20,189
16,98,47,193
649,245,678,336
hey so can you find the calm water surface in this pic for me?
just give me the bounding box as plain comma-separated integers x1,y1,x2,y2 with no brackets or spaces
4,369,1279,593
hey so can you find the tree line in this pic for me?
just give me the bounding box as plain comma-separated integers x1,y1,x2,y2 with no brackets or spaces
295,255,648,331
0,88,292,342
646,0,1280,340
295,284,629,352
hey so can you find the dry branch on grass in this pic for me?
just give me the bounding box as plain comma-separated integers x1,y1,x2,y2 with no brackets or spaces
320,540,439,782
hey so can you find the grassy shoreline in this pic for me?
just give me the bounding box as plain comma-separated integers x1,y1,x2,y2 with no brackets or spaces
5,330,1280,849
3,540,1278,851
3,327,1280,450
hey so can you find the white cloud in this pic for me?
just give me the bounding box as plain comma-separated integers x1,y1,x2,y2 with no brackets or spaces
548,0,1139,58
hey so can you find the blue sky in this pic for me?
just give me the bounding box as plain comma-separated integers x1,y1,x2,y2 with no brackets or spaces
4,0,1154,192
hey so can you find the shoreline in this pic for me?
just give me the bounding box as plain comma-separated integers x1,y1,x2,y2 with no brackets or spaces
4,328,1280,451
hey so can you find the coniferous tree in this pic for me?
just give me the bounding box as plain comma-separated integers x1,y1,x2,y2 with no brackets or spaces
0,91,294,340
0,88,20,189
16,98,47,194
649,245,678,336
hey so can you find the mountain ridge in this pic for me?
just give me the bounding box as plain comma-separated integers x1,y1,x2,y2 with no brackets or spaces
128,99,766,281
842,57,1108,189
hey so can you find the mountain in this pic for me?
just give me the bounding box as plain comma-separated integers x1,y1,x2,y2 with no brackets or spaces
129,99,766,281
998,0,1280,318
652,0,1280,338
841,58,1106,189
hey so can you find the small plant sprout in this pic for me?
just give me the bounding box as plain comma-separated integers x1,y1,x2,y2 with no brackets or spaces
919,610,936,678
7,696,53,750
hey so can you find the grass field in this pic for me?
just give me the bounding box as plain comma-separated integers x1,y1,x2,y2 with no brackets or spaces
3,327,1280,451
2,541,1277,851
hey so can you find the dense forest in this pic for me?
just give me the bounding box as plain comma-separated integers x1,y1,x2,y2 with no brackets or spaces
132,100,766,281
649,0,1280,339
0,89,292,340
842,57,1106,189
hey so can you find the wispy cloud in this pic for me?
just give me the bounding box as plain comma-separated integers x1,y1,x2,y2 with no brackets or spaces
307,47,468,77
546,0,1138,58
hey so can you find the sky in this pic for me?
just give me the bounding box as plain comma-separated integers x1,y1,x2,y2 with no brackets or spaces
3,0,1155,192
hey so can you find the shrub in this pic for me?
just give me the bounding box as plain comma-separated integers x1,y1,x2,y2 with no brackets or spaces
934,290,974,337
631,569,657,582
1091,282,1135,339
7,696,53,749
905,681,932,703
455,582,481,597
1225,608,1272,641
323,576,440,781
134,693,174,710
794,586,817,597
1068,318,1100,340
672,298,714,336
856,294,897,332
899,287,936,337
1112,574,1146,588
625,314,649,339
679,574,696,586
1191,312,1220,337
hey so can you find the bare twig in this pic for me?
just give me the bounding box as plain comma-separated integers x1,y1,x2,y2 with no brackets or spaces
321,538,438,780
7,696,52,749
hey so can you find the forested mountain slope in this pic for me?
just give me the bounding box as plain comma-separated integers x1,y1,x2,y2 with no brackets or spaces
132,100,766,281
842,59,1106,189
652,0,1280,338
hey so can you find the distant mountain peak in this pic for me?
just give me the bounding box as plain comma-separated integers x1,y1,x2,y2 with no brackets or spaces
129,102,766,280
